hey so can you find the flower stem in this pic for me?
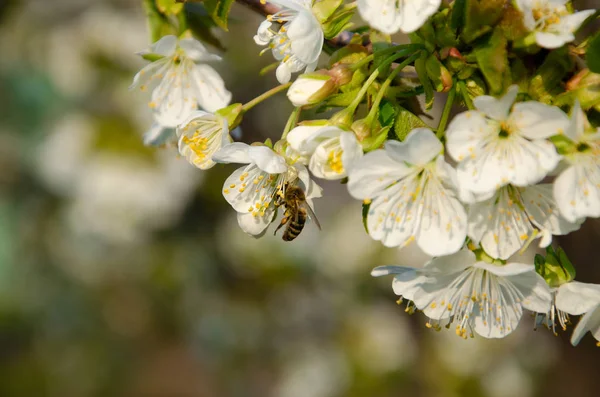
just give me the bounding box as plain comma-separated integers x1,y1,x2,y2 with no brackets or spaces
347,69,380,112
242,82,292,112
367,53,421,118
458,81,475,110
282,107,302,139
436,83,456,139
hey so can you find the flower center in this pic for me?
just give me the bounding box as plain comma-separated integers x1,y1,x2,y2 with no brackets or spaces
532,3,567,32
498,121,513,138
182,135,209,160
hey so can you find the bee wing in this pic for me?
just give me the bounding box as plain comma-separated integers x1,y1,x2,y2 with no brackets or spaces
302,201,321,230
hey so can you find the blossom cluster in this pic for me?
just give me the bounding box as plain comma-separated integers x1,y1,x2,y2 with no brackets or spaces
132,0,600,345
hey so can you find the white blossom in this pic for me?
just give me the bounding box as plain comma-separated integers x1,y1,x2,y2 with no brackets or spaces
553,101,600,223
254,1,324,84
176,110,231,170
372,249,552,339
130,35,232,127
571,304,600,347
536,281,600,335
357,0,441,34
287,125,362,180
515,0,595,49
446,85,568,198
213,142,322,235
347,128,467,256
468,184,580,260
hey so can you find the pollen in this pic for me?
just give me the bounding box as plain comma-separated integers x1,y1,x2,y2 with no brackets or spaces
327,150,344,174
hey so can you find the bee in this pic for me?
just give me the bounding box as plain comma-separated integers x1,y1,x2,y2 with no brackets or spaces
274,184,321,241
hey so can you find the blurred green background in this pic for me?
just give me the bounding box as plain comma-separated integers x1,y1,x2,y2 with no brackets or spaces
1,1,599,396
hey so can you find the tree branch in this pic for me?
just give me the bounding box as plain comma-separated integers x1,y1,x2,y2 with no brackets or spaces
235,0,361,49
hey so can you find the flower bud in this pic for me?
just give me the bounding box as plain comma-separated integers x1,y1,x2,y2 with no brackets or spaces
329,63,353,86
287,73,336,107
535,246,576,288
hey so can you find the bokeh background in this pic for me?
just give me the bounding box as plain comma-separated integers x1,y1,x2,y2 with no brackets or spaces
1,1,599,396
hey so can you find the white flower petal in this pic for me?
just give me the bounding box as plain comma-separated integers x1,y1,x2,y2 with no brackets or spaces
521,184,581,236
339,131,363,173
248,146,288,174
276,62,292,84
384,128,442,166
347,150,411,199
473,85,519,121
558,10,595,34
287,11,324,65
510,102,569,139
237,211,273,236
286,125,325,155
554,161,600,222
366,178,420,248
556,281,600,315
445,110,491,162
212,142,251,164
191,64,232,113
147,35,177,56
571,304,600,346
179,38,222,62
357,0,441,34
468,188,533,260
535,31,571,49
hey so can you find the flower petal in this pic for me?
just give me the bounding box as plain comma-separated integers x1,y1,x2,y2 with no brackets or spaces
554,161,600,222
347,150,411,199
287,11,324,65
213,142,251,164
571,304,600,346
237,211,273,236
556,281,600,315
474,85,519,121
445,110,491,163
248,146,288,174
179,38,222,62
510,102,569,139
384,128,442,166
468,188,532,260
191,64,232,113
521,184,581,236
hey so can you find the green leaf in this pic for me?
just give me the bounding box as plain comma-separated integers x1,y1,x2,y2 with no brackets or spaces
529,47,574,104
311,0,343,23
450,0,467,32
415,54,434,109
324,87,362,107
461,0,506,43
321,7,355,39
474,28,511,95
378,99,397,127
143,0,177,42
587,32,600,74
202,0,236,31
394,106,428,141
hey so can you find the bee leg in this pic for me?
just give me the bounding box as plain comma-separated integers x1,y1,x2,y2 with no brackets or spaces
274,213,289,235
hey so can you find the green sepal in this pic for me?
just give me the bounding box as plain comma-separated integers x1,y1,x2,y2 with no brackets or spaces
156,0,184,15
141,52,166,62
320,5,355,39
216,103,243,129
362,201,371,234
549,134,577,155
264,138,273,148
536,246,577,288
361,126,390,152
394,106,428,141
311,0,343,23
426,54,453,93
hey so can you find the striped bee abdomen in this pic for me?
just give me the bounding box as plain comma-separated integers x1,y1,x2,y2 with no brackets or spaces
282,208,307,241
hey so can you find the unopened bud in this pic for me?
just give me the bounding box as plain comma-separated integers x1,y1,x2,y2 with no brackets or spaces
351,118,372,142
535,246,576,288
329,63,353,86
287,73,336,107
